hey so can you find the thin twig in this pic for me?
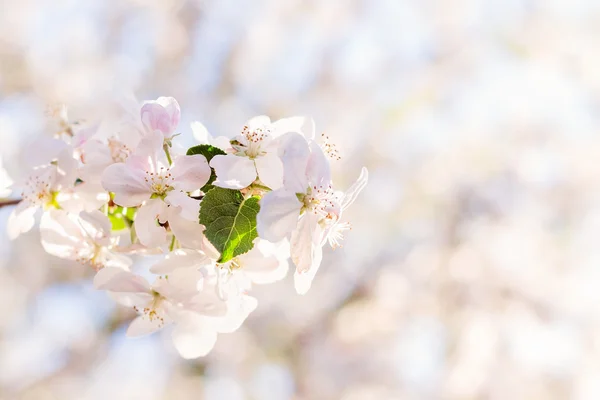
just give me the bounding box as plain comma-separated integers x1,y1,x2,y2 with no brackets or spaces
0,199,21,208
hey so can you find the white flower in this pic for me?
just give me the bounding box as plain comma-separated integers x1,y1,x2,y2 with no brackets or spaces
257,133,367,294
94,267,229,358
79,102,145,181
151,239,290,288
7,147,102,239
101,131,210,248
40,209,131,270
210,116,308,190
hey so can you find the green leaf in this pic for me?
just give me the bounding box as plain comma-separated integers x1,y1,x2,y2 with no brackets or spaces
199,187,260,263
109,214,127,230
187,144,227,193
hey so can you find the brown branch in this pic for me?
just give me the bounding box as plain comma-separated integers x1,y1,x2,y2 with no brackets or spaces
0,198,21,208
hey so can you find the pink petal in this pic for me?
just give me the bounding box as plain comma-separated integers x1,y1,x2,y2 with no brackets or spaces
140,97,180,138
101,163,150,207
170,154,211,192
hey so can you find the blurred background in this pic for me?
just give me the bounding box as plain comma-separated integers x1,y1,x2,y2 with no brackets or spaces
2,0,600,399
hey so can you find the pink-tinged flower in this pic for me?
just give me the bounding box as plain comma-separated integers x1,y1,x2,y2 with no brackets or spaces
257,133,368,294
8,147,107,239
210,116,309,190
94,267,228,358
140,97,181,140
101,131,210,248
40,209,131,271
79,101,145,181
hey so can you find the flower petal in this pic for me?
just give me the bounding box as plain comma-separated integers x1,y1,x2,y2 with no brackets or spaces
126,315,166,337
290,213,322,274
306,141,331,187
134,199,168,247
150,249,210,274
210,155,257,189
256,190,300,242
239,239,289,284
342,167,368,211
171,317,218,359
170,154,211,192
7,202,37,239
167,206,206,249
294,244,323,295
279,132,310,193
165,191,200,221
255,153,283,190
141,97,180,138
101,163,150,207
94,267,152,293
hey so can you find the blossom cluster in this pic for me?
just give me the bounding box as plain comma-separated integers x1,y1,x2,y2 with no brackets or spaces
7,97,367,359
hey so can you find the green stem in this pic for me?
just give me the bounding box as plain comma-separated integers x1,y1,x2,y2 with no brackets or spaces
169,235,177,252
163,143,173,165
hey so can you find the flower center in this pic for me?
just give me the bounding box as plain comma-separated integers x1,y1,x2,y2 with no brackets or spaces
144,167,175,197
107,137,131,163
299,184,340,220
237,124,271,158
321,133,341,161
134,291,166,326
22,174,57,208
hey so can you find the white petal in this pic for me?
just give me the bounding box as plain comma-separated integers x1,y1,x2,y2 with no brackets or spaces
78,210,112,241
294,244,322,295
99,250,133,270
101,163,150,207
58,182,110,213
126,315,165,337
191,121,210,143
270,116,312,139
342,167,368,211
7,203,37,239
186,283,228,317
215,294,258,333
279,132,310,193
256,190,300,242
306,142,331,186
154,268,207,304
134,199,168,248
210,155,257,189
246,115,271,130
255,154,283,190
239,242,289,285
171,318,218,359
150,249,210,274
39,209,89,260
94,267,152,293
171,154,211,192
165,191,200,221
290,213,322,274
167,206,206,249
